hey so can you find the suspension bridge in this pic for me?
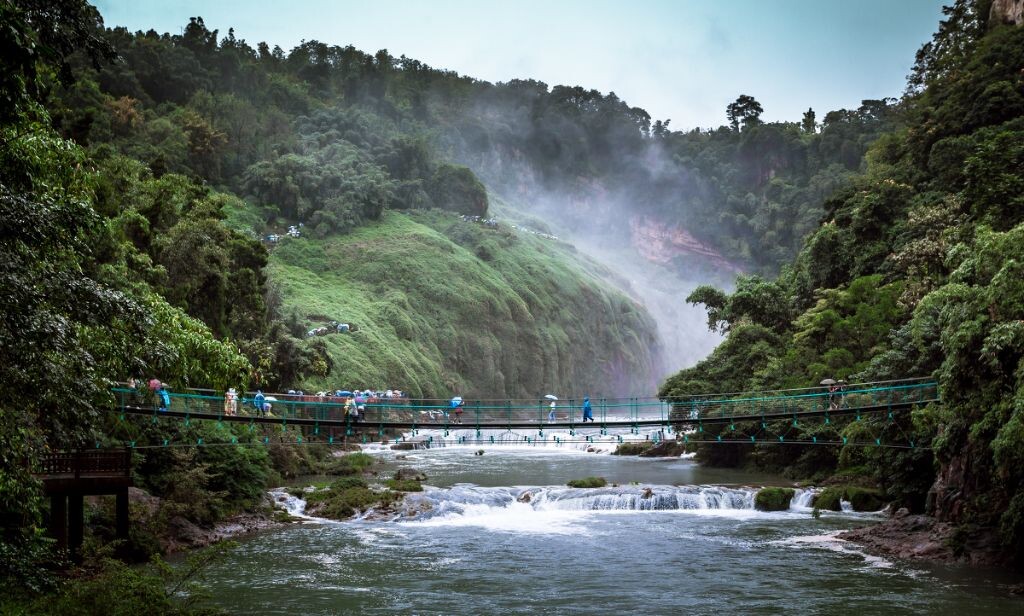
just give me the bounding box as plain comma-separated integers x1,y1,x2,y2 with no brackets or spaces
104,377,940,449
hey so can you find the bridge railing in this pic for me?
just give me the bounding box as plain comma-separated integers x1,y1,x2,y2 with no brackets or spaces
111,379,938,427
112,388,673,426
36,450,131,478
668,380,939,422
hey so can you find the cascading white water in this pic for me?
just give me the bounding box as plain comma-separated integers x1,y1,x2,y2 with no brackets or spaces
790,488,818,510
391,484,775,520
270,484,822,523
395,427,670,453
268,487,312,519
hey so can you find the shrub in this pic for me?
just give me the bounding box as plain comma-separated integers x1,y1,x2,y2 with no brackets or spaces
330,477,368,490
567,477,607,488
325,452,376,476
755,487,795,511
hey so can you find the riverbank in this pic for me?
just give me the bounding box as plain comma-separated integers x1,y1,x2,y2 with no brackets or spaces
121,487,291,555
838,508,1018,569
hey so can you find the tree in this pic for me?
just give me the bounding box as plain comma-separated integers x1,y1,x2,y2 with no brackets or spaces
801,108,816,133
727,94,764,131
428,164,488,217
0,0,114,123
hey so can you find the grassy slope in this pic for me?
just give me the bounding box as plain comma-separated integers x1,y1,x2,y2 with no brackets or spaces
265,210,661,399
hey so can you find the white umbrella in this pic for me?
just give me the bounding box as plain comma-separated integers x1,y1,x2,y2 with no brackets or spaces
544,394,558,400
819,379,836,386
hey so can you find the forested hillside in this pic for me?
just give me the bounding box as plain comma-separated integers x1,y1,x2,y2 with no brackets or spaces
36,11,672,398
661,0,1024,563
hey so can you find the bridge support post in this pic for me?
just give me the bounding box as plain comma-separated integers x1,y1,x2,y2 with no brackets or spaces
116,488,129,540
49,495,67,553
68,494,84,563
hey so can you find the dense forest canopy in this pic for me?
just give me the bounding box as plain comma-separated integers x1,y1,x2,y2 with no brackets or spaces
661,0,1024,564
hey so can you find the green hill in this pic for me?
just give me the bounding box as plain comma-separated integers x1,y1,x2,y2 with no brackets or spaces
259,209,660,398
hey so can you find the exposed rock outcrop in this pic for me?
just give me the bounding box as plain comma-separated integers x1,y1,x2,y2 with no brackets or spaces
990,0,1024,27
630,216,742,272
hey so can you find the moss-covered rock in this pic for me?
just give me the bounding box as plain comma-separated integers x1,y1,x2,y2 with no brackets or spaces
813,487,844,511
639,441,690,457
304,476,403,519
394,467,427,482
613,443,654,456
755,487,795,511
567,477,607,488
845,487,886,512
812,486,887,512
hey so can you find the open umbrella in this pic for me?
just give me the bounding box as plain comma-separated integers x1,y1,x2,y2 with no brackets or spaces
148,378,161,391
338,390,353,397
451,396,463,404
544,394,558,401
819,378,837,386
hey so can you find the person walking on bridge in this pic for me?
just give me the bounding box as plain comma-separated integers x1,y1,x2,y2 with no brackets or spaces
157,382,170,413
253,389,265,417
582,397,594,422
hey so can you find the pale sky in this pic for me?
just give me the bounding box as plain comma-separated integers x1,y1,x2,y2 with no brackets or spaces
93,0,947,130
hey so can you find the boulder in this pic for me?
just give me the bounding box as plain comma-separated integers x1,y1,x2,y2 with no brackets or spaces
395,467,428,482
755,487,795,511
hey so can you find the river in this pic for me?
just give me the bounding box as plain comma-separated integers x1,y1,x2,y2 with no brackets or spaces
193,445,1022,615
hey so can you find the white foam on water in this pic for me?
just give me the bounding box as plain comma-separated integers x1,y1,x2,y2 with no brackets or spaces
789,488,819,511
385,427,673,454
405,500,589,535
390,483,819,532
773,531,896,570
267,487,348,525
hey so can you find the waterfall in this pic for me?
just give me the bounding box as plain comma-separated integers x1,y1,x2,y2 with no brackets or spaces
393,427,670,453
269,487,313,519
392,484,766,521
789,488,818,510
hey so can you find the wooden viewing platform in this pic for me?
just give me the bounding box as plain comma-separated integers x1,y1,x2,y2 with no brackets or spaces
37,450,132,561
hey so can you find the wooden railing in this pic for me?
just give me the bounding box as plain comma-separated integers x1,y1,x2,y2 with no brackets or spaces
37,450,131,478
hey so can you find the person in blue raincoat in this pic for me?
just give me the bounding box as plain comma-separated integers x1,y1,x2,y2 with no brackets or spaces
582,397,593,422
157,383,171,412
253,389,265,417
450,396,464,424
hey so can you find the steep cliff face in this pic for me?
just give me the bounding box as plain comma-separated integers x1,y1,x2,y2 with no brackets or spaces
990,0,1024,26
630,216,742,273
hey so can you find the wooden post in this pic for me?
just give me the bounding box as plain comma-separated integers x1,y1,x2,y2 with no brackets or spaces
68,494,84,563
115,488,129,540
50,495,67,553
